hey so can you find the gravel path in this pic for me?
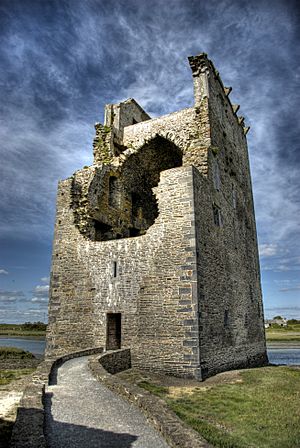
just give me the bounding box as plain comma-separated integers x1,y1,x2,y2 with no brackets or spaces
44,356,170,448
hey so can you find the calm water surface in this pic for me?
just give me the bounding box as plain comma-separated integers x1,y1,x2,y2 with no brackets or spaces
0,337,299,365
0,336,45,355
267,348,300,365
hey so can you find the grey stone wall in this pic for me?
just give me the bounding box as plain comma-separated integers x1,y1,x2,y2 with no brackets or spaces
46,53,267,380
98,349,131,374
47,165,202,378
189,55,267,377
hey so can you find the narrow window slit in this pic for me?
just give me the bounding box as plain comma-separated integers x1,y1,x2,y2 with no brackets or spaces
113,261,117,278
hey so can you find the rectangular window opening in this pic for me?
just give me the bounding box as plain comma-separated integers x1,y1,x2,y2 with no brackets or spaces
232,187,237,209
224,310,229,327
113,261,117,278
213,204,222,227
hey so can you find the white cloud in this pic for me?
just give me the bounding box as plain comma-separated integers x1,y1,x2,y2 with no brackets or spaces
279,285,300,292
30,284,49,305
0,269,8,275
259,244,278,257
40,277,50,284
265,306,300,319
31,297,48,303
33,285,49,295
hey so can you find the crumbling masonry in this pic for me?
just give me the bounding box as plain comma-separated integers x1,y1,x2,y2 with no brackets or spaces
46,53,268,380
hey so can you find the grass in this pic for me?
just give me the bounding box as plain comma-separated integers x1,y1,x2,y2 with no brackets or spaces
0,323,46,338
266,334,300,342
0,343,39,448
0,368,35,385
266,323,300,342
0,347,36,384
0,347,35,359
139,367,300,448
137,381,168,398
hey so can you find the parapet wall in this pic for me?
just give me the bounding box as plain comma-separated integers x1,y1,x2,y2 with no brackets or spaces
10,347,103,448
89,353,211,448
99,349,131,374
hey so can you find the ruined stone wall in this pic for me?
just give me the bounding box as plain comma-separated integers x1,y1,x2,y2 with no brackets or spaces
47,52,267,380
123,105,211,172
46,178,98,356
47,165,202,378
104,98,151,131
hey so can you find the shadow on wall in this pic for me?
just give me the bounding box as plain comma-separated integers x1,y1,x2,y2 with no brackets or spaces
44,392,138,448
0,416,14,448
48,361,62,386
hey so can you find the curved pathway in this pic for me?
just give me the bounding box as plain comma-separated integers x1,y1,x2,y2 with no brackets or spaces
44,356,169,448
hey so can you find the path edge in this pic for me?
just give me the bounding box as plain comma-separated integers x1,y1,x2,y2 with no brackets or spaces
89,350,211,448
9,347,103,448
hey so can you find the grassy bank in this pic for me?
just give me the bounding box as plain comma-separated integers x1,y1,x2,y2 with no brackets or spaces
0,347,37,384
0,347,38,448
0,323,46,338
266,323,300,343
131,366,300,448
0,368,35,385
0,347,35,360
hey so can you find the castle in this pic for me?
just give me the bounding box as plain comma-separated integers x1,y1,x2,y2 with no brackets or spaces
46,53,268,380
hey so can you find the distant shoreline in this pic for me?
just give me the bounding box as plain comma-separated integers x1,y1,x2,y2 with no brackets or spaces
0,336,299,347
267,341,300,349
0,334,45,341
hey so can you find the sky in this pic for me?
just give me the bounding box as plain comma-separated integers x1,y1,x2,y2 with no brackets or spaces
0,0,299,323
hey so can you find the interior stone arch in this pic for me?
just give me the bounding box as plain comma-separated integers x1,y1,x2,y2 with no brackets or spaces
81,135,183,241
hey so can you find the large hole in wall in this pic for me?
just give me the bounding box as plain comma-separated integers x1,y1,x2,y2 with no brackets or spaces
89,136,182,241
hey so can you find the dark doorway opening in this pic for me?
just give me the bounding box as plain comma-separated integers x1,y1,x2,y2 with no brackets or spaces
106,313,121,350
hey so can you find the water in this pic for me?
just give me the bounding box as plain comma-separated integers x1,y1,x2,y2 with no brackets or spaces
267,348,300,365
0,336,46,356
0,337,298,365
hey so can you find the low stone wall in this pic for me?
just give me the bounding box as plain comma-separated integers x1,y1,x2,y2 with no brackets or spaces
89,352,211,448
10,347,103,448
98,348,131,374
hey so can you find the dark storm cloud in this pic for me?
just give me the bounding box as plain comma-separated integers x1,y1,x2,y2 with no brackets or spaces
0,0,299,320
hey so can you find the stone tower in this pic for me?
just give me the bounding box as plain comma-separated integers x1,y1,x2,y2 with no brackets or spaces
46,53,268,380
